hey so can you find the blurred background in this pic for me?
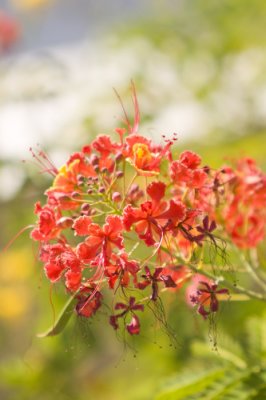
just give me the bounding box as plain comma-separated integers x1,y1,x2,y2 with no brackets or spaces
0,1,266,399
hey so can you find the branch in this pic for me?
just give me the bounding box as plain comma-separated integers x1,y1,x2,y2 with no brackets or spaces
160,246,266,302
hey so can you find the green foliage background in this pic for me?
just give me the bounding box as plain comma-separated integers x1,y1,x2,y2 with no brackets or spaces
0,1,266,399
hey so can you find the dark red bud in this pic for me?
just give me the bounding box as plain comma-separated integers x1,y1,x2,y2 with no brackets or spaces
77,174,85,182
116,171,124,178
81,203,90,213
90,154,99,166
115,152,123,162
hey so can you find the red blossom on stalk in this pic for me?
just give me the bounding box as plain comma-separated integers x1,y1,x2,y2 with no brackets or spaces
31,202,61,241
123,181,186,246
40,242,82,291
110,296,144,335
170,150,208,189
189,280,229,319
222,158,266,248
73,216,93,236
76,215,124,265
23,84,266,340
104,252,139,289
138,266,176,301
192,216,217,246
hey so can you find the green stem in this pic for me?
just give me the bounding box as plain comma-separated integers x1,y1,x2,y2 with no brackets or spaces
241,252,266,291
121,172,138,207
186,262,266,302
160,246,266,302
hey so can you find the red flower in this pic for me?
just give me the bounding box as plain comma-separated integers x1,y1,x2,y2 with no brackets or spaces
46,151,96,210
44,262,64,282
73,216,92,236
77,215,124,264
192,216,217,246
188,276,229,319
126,315,141,335
92,135,119,159
170,151,207,189
104,252,139,289
123,181,186,246
226,212,265,249
41,242,82,291
91,134,121,172
180,151,202,169
109,297,144,335
26,84,266,342
221,158,266,248
191,281,229,318
65,269,82,291
31,202,61,242
138,266,176,301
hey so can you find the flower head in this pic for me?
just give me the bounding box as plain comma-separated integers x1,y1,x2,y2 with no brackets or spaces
25,84,265,341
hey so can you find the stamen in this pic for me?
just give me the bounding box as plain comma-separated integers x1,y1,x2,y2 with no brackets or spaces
29,147,58,176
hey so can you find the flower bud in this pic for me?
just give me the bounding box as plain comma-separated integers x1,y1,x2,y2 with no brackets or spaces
77,175,85,186
112,192,122,202
116,171,124,179
77,174,85,182
115,152,123,163
129,184,139,194
56,217,73,229
90,154,99,166
99,186,105,193
81,203,91,214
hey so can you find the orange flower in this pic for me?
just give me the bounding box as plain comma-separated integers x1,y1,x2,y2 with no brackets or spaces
125,134,171,176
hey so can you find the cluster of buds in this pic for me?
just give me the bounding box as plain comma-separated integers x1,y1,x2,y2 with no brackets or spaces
30,86,266,336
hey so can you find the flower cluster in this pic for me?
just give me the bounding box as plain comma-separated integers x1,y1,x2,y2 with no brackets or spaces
30,86,266,337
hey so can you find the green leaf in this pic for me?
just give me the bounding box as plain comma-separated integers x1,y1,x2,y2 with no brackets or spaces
155,368,226,400
37,292,77,338
245,313,266,364
155,367,266,400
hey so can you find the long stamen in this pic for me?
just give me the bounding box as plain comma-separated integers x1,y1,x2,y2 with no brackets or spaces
29,147,58,177
2,224,34,253
113,87,131,132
